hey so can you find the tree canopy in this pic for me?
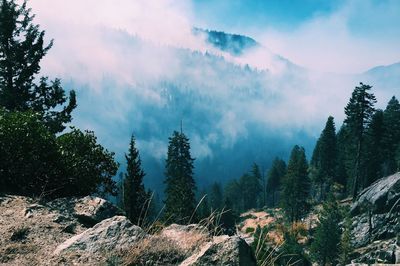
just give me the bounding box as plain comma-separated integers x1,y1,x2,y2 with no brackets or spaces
0,0,76,133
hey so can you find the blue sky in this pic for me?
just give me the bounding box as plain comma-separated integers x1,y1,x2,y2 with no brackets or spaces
192,0,344,31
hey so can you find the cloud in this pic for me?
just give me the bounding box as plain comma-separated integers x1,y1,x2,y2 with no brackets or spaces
257,0,400,73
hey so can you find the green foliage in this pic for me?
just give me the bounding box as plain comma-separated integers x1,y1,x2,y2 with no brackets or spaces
382,96,400,175
196,189,210,220
239,163,262,211
209,182,223,211
266,158,286,207
57,128,118,197
240,173,260,211
122,135,147,225
219,198,238,235
224,179,242,213
251,225,277,266
364,110,385,186
0,110,62,196
310,116,337,201
310,195,342,265
278,231,310,266
281,145,310,223
344,83,376,197
164,131,196,224
0,0,76,133
339,216,353,266
246,227,255,233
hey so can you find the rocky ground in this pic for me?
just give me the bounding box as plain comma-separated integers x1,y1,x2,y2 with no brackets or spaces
1,173,399,265
236,173,400,265
0,195,256,265
349,172,400,264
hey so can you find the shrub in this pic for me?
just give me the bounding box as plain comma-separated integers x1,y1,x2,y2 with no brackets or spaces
57,128,118,197
245,227,255,233
0,110,62,196
0,110,118,198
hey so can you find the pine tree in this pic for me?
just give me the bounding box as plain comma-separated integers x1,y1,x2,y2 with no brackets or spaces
164,130,196,224
281,145,310,223
266,157,286,207
0,0,76,133
123,135,147,225
209,182,223,211
382,96,400,176
240,164,262,211
310,116,337,201
310,194,342,265
336,125,350,191
224,179,242,213
251,163,263,207
344,83,376,198
364,110,385,186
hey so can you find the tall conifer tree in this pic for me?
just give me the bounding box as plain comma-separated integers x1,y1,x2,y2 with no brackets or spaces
266,157,286,207
0,0,76,133
281,145,310,223
364,110,384,186
123,135,147,225
310,116,337,200
310,194,342,265
209,182,223,211
344,83,376,198
382,96,400,175
164,130,196,224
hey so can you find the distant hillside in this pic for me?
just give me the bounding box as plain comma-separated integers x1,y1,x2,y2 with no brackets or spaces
193,28,258,55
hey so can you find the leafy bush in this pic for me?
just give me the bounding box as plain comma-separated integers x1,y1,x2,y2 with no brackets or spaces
245,227,255,233
0,110,62,196
57,128,118,197
0,110,118,198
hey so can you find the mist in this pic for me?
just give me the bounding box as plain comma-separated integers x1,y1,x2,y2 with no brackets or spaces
25,0,400,191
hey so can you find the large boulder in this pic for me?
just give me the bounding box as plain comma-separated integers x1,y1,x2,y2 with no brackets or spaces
180,235,257,266
53,216,145,255
48,196,124,227
351,172,400,216
349,173,400,264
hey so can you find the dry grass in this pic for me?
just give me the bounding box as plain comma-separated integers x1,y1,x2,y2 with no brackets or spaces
122,236,187,266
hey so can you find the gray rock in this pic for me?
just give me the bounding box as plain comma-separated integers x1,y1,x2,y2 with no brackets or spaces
351,172,400,216
48,196,124,227
53,216,145,255
180,235,257,266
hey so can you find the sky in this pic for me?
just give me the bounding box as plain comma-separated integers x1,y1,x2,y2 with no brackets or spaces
192,0,400,73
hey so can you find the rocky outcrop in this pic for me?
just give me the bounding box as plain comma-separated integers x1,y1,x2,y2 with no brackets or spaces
122,223,256,266
349,172,400,264
351,172,400,216
48,196,124,227
181,235,256,266
0,195,256,265
54,216,145,255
